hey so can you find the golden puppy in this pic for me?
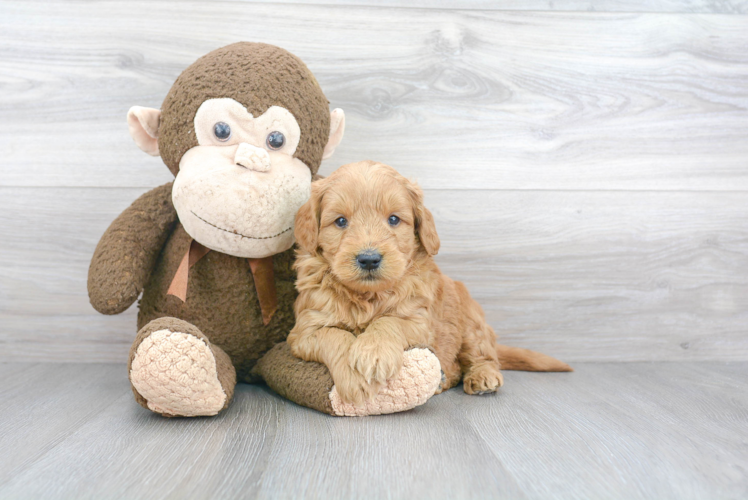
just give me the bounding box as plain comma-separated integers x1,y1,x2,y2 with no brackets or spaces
288,161,571,405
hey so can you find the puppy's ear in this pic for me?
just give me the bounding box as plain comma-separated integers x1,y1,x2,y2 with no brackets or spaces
295,178,326,254
406,179,440,256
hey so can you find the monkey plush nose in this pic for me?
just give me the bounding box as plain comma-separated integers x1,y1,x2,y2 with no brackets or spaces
235,143,271,172
356,251,382,271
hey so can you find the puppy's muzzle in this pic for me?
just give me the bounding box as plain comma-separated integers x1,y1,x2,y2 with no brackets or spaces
356,250,381,271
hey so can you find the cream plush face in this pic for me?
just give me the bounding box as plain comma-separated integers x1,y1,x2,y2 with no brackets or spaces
172,98,312,258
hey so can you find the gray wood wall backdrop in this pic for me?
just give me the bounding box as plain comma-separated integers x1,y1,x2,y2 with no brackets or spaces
1,0,747,363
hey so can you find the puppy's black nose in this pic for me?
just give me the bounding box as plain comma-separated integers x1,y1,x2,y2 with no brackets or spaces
356,251,382,271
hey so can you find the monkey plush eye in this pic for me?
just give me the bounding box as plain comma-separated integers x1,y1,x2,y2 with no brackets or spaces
334,217,348,229
388,215,401,226
213,122,231,141
266,131,285,150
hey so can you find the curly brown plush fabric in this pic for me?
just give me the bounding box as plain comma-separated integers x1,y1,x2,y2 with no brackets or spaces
136,210,299,382
88,182,313,394
255,342,335,414
158,42,330,176
88,183,177,315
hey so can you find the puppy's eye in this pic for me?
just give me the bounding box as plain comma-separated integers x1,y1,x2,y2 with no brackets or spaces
334,217,348,229
266,131,285,150
214,122,231,141
388,215,401,226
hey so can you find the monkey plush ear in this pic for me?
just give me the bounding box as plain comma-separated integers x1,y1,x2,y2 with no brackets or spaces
127,106,161,156
294,179,327,254
321,109,345,161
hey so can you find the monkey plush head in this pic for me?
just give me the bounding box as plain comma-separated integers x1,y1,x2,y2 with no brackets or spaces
126,42,345,258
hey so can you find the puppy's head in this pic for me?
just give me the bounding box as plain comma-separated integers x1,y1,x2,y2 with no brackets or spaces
295,161,439,292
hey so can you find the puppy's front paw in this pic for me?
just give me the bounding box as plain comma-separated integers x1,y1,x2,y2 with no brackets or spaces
330,347,442,417
348,336,404,384
332,366,380,405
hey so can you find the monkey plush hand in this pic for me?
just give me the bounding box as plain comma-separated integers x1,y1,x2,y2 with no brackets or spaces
87,43,442,417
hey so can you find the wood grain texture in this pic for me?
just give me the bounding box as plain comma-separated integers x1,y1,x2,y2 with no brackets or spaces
1,2,747,190
0,364,130,485
0,362,745,499
1,1,747,363
234,0,748,13
2,187,746,362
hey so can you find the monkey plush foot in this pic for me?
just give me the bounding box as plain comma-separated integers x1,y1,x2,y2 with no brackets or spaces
256,343,441,416
128,317,236,417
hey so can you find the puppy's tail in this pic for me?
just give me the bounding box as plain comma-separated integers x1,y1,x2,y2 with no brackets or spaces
496,344,573,372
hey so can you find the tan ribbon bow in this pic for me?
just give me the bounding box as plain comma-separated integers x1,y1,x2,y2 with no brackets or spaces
167,239,278,325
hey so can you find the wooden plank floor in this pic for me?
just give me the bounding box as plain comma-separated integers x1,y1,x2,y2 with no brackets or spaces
0,362,745,499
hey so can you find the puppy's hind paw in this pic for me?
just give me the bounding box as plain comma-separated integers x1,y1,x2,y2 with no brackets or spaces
463,364,504,395
330,347,442,417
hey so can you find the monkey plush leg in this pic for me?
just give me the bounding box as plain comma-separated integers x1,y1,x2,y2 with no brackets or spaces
128,317,236,417
255,343,441,416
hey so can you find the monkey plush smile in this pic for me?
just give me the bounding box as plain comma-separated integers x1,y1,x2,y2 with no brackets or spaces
189,210,293,241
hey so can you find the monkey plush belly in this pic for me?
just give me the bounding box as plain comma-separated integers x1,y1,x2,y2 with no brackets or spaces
137,224,298,382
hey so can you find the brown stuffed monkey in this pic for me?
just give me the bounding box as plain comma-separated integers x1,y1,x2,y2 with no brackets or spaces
88,42,442,417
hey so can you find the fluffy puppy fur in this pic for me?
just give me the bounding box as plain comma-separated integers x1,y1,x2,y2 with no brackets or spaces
288,161,570,405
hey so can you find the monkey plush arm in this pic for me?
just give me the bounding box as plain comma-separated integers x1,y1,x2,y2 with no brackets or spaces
88,182,177,315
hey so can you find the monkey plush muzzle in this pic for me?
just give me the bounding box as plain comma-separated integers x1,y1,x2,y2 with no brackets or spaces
235,143,271,172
